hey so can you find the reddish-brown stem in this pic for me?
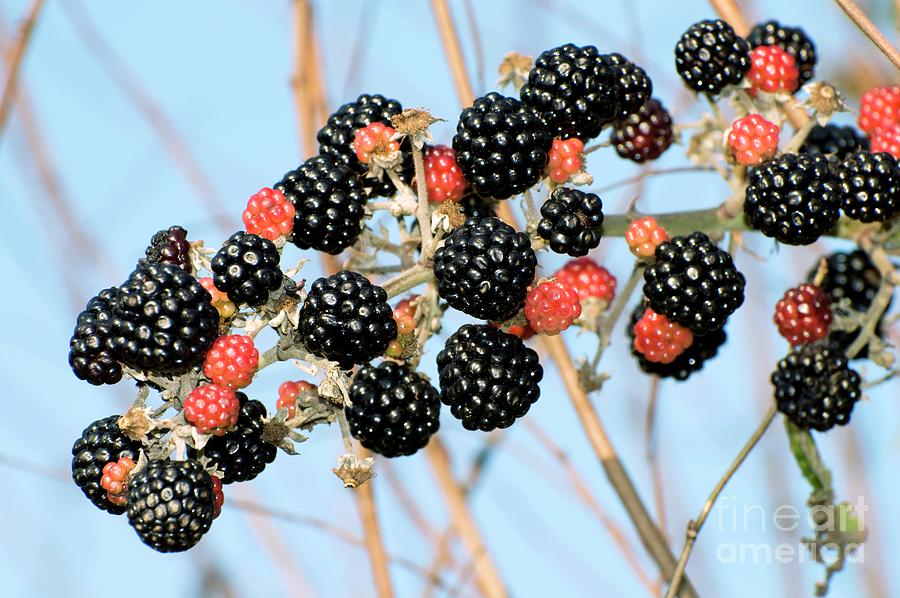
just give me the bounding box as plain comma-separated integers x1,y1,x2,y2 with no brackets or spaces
430,0,474,107
0,0,44,139
354,448,395,598
833,0,900,69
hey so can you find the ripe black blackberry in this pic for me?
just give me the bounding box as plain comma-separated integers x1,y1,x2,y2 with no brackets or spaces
453,92,552,199
436,324,543,431
836,151,899,223
626,304,727,381
606,52,653,120
643,232,746,334
611,98,674,163
747,20,817,86
110,263,219,374
675,19,751,95
772,341,861,431
71,415,142,514
519,44,621,140
138,225,191,272
537,187,604,257
346,361,441,457
69,287,122,386
432,217,536,321
807,250,891,359
211,231,282,307
800,123,869,160
126,459,215,552
298,270,396,369
316,93,413,197
274,155,368,254
198,394,276,483
744,153,840,246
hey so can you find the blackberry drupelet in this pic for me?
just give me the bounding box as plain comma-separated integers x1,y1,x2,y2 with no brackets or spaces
537,187,604,257
611,98,674,163
772,341,861,431
747,20,817,86
432,217,536,321
606,52,653,119
211,231,282,307
436,324,543,431
836,151,899,223
519,44,621,140
744,153,840,245
275,155,368,254
72,415,142,514
643,232,746,334
675,19,751,95
626,304,727,381
346,361,441,457
138,226,191,272
199,393,276,483
453,92,552,199
110,263,219,375
316,93,413,197
126,459,215,552
298,270,396,368
799,123,869,160
69,287,122,386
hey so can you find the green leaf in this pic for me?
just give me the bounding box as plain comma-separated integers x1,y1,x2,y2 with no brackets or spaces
785,419,833,502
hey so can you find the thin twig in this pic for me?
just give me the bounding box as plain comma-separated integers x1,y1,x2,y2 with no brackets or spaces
665,405,778,598
833,0,900,69
0,0,44,140
707,0,750,35
592,166,716,195
430,0,474,107
354,448,396,598
460,0,485,94
645,377,668,544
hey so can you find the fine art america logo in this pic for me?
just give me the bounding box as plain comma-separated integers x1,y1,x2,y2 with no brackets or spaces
714,495,867,564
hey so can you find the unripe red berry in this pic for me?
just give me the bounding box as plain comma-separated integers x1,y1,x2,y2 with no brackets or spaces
726,114,780,166
184,383,241,435
524,280,582,335
199,277,237,320
203,335,259,390
774,283,832,346
277,380,317,419
870,124,900,158
747,45,799,95
421,145,468,202
211,475,224,519
546,138,585,184
555,257,617,303
632,308,694,364
625,216,670,258
242,187,296,242
859,86,900,136
353,122,400,164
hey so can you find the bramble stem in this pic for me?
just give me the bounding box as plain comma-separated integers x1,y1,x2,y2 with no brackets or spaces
411,144,435,259
381,263,435,298
832,0,900,69
0,0,44,140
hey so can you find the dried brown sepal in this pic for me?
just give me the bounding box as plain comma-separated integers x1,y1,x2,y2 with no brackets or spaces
332,453,376,488
497,51,533,92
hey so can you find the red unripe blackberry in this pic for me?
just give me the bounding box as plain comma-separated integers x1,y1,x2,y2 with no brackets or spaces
69,287,122,386
524,280,582,335
211,231,283,308
386,295,419,358
625,216,669,258
353,122,400,164
772,341,861,431
126,459,215,552
139,225,192,273
184,384,241,435
199,277,237,320
202,335,259,389
858,86,900,136
101,456,136,506
726,114,779,166
611,99,674,163
774,284,832,347
675,19,750,95
547,138,585,184
554,257,617,303
837,151,900,222
747,20,817,86
747,45,799,95
537,187,604,257
870,124,900,159
211,475,224,519
276,380,317,419
632,308,694,364
242,187,296,242
421,144,469,202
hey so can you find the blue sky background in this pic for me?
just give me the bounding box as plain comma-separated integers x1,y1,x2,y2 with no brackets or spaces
0,1,897,597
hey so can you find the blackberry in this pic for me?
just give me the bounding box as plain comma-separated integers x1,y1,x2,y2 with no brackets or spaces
611,98,674,163
520,44,621,140
537,187,604,257
807,250,891,359
453,92,552,199
316,93,413,197
458,190,497,221
675,19,751,95
432,217,536,321
744,153,840,245
643,232,746,334
274,155,368,254
772,341,861,431
199,393,276,483
346,361,441,457
298,270,396,369
126,459,215,552
606,52,653,119
436,324,543,431
138,225,191,272
71,415,142,514
836,151,899,223
800,124,869,160
69,287,122,386
747,20,817,86
110,263,219,375
626,304,727,381
211,231,282,307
